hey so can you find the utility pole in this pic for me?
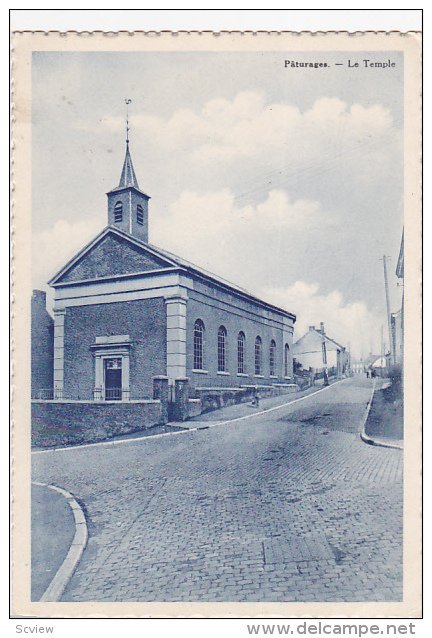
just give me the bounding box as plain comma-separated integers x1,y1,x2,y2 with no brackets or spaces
381,255,395,366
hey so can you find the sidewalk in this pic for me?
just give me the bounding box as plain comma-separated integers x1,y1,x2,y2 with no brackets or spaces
31,483,76,601
364,380,403,445
177,378,343,428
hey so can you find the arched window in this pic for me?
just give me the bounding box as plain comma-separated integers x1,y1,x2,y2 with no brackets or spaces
193,320,205,370
284,343,290,377
255,336,262,375
217,326,227,372
237,332,246,374
136,204,144,225
114,201,123,223
270,340,276,376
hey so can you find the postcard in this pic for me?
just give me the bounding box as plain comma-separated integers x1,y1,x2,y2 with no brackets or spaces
11,30,422,618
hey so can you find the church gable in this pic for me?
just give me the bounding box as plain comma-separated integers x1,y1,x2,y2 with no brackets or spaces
55,231,176,284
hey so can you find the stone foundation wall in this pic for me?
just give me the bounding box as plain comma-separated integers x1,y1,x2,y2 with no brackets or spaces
194,383,298,415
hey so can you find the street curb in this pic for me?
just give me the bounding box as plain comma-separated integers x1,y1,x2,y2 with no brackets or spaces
359,381,403,451
32,481,88,602
31,379,345,455
360,430,403,450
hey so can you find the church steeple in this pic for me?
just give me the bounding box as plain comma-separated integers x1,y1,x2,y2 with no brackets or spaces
106,100,150,243
118,143,139,189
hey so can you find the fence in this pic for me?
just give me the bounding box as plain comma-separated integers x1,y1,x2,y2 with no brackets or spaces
32,388,64,400
33,388,134,401
93,387,130,401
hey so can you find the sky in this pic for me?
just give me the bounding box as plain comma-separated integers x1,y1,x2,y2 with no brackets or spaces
32,51,404,359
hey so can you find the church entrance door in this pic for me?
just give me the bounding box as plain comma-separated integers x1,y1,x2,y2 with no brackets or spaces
104,357,122,400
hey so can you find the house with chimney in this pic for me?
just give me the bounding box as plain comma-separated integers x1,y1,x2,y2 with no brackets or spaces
292,323,349,379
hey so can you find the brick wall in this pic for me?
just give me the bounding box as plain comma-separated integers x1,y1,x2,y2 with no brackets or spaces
186,283,294,395
63,297,166,399
61,233,167,283
31,290,54,394
32,400,162,447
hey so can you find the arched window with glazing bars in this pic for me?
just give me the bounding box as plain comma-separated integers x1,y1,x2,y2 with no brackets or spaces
193,320,205,370
270,340,276,376
255,336,262,375
237,331,246,374
218,326,227,372
284,343,290,377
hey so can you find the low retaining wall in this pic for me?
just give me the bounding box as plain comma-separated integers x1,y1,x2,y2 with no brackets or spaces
188,398,202,419
32,400,162,448
194,383,299,415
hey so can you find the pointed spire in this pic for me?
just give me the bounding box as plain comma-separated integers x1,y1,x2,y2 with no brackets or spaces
117,100,139,188
118,143,139,189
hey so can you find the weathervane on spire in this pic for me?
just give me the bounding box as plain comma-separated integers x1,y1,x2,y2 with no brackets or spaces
125,98,132,144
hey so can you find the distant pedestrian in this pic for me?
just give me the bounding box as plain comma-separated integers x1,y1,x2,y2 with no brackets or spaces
323,369,329,387
309,367,315,386
366,370,370,378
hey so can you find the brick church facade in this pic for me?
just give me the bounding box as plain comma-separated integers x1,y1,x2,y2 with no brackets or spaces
48,140,296,402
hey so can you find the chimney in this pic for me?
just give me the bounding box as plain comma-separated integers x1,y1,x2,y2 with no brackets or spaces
320,322,325,334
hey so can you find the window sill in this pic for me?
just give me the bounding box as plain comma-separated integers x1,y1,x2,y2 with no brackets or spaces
253,374,265,378
217,371,230,376
270,375,278,379
192,369,208,374
237,373,248,377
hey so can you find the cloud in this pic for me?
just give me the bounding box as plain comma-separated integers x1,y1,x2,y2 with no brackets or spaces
261,281,383,358
108,92,399,173
152,188,327,291
32,217,102,289
153,187,383,358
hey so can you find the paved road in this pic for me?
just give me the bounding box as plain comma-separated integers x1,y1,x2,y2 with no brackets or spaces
32,377,403,602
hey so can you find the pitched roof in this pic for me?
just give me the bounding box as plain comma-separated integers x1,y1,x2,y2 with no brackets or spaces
363,354,381,367
145,240,296,318
323,333,346,351
294,327,346,350
49,226,296,320
48,226,178,286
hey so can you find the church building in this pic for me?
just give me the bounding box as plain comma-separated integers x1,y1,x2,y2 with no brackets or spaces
48,136,296,403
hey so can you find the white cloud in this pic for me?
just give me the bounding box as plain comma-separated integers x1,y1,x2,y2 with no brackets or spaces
262,281,383,359
111,92,398,172
155,187,382,358
152,188,326,289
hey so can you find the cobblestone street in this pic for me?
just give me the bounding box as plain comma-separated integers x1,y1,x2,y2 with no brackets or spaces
32,377,403,602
